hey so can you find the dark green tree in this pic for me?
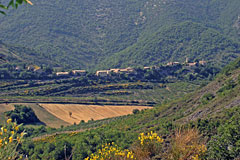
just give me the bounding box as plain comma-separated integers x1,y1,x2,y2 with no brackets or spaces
5,105,41,124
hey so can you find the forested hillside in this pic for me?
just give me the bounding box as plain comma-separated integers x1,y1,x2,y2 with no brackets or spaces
0,0,239,69
0,40,57,66
100,22,240,69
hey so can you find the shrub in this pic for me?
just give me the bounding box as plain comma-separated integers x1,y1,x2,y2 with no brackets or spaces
207,106,240,159
0,119,26,160
217,79,237,96
132,109,140,114
167,128,207,160
238,74,240,84
132,131,164,160
5,105,41,124
201,93,215,105
84,131,163,160
84,142,135,160
80,120,85,124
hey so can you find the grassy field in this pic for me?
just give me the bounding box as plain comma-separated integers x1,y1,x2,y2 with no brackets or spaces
39,104,152,124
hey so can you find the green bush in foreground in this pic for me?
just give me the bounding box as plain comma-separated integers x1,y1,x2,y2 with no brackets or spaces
207,106,240,159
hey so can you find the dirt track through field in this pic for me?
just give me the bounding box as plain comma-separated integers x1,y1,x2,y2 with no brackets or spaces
40,104,152,124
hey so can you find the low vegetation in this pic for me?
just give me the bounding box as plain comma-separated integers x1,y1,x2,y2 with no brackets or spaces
207,107,240,159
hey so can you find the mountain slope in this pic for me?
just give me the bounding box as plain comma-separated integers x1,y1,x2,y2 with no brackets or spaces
0,0,146,69
0,0,239,69
100,22,240,69
0,40,57,67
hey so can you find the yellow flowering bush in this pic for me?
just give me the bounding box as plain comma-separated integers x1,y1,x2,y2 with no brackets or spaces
84,129,207,160
84,142,135,160
132,131,164,159
138,131,164,145
0,119,26,160
85,132,164,160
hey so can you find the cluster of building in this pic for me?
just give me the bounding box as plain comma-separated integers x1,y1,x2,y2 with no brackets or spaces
56,70,86,76
14,65,44,74
28,57,207,77
95,66,163,77
166,58,207,67
55,58,207,77
15,65,88,77
55,67,138,77
96,67,135,77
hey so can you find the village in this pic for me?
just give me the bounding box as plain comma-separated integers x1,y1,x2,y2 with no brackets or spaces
55,58,207,77
8,58,207,80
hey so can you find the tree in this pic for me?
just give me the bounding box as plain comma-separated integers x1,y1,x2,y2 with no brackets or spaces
133,109,140,114
5,105,41,124
69,111,72,117
0,0,32,15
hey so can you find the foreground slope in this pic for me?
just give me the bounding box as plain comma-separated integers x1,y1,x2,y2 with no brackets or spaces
161,58,240,122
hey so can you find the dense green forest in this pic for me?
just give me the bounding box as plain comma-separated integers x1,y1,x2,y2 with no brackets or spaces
0,40,58,67
0,0,239,69
99,21,240,69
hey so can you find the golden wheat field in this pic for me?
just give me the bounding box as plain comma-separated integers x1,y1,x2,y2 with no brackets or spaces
39,104,152,124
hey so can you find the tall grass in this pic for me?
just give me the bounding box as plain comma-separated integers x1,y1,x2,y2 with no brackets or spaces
167,128,207,160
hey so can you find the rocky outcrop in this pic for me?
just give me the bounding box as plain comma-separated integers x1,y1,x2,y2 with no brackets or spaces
233,15,240,30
